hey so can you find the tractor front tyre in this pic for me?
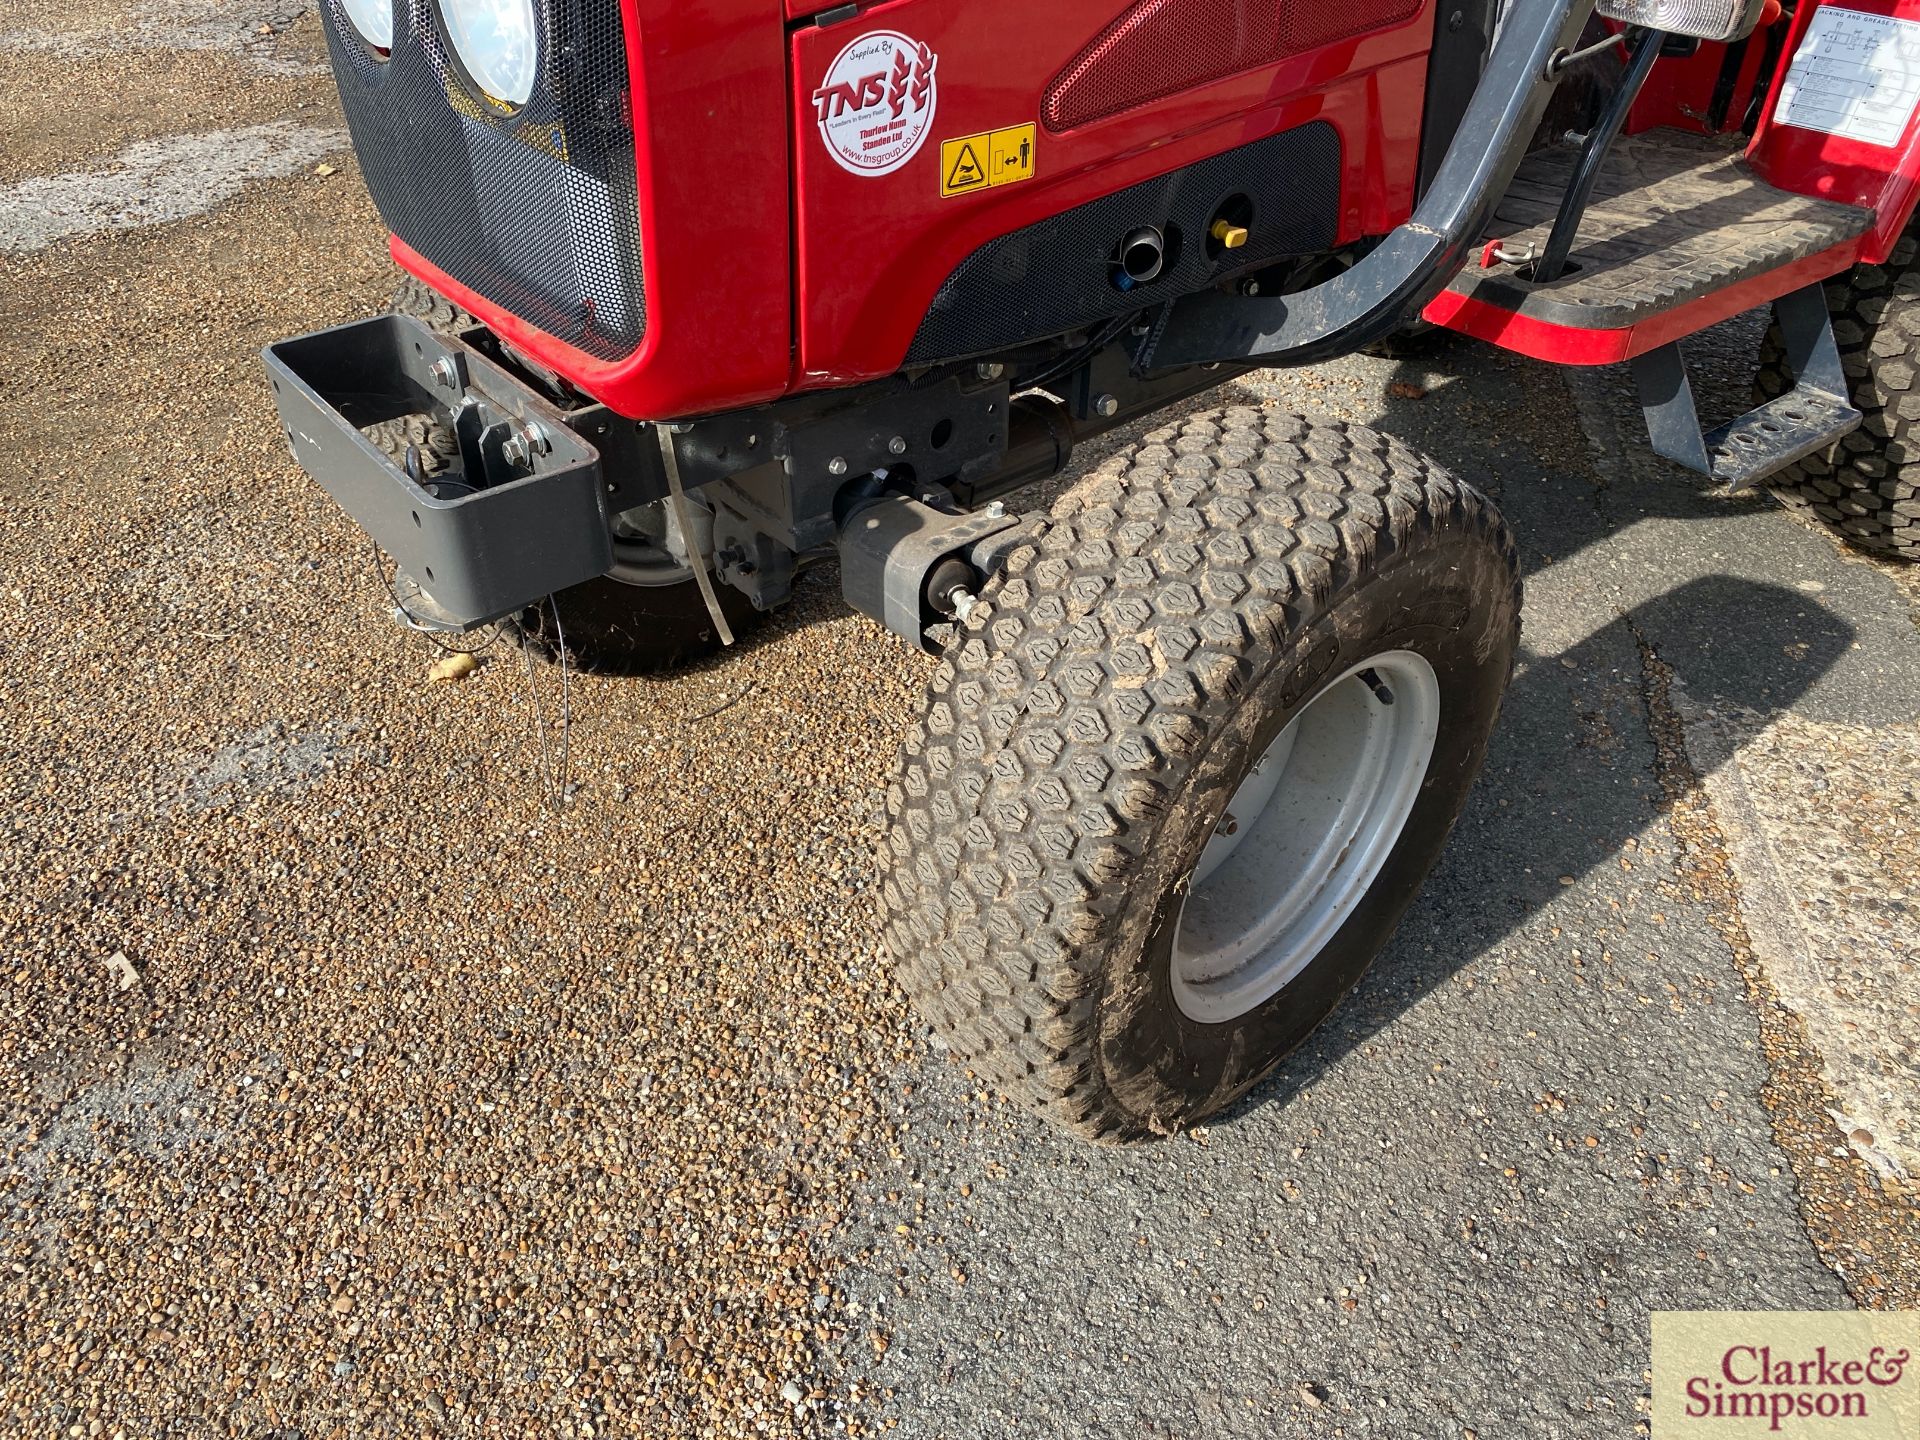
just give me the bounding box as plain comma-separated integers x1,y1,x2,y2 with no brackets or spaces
1758,235,1920,561
514,571,758,676
880,409,1520,1141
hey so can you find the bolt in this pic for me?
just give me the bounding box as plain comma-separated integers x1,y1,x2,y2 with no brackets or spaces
1216,812,1239,837
985,500,1006,519
500,433,530,468
428,358,457,389
975,362,1005,381
950,589,978,623
1448,6,1464,28
888,435,907,456
827,456,848,476
521,420,551,455
670,421,696,434
1093,394,1120,418
1240,279,1262,296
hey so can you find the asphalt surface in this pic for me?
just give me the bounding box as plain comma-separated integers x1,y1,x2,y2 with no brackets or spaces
3,4,1918,1438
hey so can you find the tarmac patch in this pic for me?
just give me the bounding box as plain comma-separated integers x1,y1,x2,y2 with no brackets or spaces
0,120,344,253
0,0,320,73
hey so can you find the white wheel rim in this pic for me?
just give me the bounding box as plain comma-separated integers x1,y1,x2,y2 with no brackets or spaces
1172,649,1441,1024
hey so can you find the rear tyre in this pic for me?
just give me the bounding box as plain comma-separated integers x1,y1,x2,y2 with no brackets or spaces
515,572,758,676
880,409,1520,1141
1757,235,1920,560
362,273,759,672
389,273,471,333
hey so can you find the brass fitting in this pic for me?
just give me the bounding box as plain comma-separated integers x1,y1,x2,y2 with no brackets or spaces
1210,218,1249,249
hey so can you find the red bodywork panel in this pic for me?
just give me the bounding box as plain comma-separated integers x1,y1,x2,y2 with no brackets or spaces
391,0,1920,408
396,0,794,421
1747,0,1920,262
1625,32,1775,137
788,0,1431,391
395,0,1434,417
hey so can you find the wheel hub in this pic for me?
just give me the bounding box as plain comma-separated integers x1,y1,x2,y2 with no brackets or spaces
1172,649,1441,1024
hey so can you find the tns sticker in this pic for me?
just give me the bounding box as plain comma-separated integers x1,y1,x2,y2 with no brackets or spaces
811,30,938,178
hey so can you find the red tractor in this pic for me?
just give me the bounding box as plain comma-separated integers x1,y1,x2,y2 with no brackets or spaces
267,0,1920,1139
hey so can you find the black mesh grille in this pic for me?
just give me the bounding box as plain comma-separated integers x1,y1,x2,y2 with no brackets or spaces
906,124,1341,366
323,0,644,362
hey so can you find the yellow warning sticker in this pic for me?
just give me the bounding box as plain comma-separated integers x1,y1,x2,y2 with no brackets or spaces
941,137,989,195
941,123,1036,197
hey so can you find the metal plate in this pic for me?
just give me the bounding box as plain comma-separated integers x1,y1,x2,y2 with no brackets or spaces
263,314,611,627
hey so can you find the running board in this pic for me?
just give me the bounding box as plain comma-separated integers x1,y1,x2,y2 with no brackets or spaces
1629,282,1860,489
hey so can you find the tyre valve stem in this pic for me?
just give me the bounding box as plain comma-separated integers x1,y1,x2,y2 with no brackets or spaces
1357,667,1395,706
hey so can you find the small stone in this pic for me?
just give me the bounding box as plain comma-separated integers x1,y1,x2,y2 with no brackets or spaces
428,652,478,682
780,1380,804,1405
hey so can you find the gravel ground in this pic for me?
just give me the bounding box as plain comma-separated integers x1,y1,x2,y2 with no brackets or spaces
3,5,1917,1438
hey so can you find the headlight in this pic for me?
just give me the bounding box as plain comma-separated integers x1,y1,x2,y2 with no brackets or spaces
1595,0,1766,42
440,0,539,107
339,0,393,50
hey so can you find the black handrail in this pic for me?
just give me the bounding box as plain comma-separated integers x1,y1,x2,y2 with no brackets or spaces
1533,27,1666,283
1140,0,1599,370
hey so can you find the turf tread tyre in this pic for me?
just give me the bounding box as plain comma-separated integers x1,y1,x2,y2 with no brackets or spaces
879,407,1519,1141
1757,234,1920,560
389,274,471,334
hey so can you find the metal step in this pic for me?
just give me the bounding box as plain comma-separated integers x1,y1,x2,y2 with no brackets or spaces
1701,389,1861,488
1445,130,1873,332
1629,282,1861,490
